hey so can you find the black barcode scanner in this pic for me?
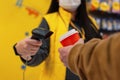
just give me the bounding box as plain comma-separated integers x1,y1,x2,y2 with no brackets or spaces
31,27,53,41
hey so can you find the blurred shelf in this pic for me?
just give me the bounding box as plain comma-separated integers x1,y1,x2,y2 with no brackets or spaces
100,29,120,34
89,10,120,19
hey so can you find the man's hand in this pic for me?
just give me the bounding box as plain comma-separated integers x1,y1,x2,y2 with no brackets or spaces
58,39,84,67
58,45,73,67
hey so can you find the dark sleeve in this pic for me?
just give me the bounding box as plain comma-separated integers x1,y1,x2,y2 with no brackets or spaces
14,18,50,66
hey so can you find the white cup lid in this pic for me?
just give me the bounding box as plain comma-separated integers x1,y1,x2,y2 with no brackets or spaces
59,29,78,41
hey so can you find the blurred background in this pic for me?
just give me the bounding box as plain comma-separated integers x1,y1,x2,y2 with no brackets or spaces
0,0,120,80
0,0,51,80
89,0,120,38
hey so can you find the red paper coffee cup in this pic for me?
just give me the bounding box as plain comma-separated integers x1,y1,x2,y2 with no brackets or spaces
60,29,80,47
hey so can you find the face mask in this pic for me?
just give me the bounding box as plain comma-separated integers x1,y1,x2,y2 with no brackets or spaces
59,0,81,12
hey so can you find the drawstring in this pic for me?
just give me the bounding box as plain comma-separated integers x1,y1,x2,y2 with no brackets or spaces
70,21,85,40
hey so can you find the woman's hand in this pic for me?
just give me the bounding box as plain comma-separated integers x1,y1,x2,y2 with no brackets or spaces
15,37,42,60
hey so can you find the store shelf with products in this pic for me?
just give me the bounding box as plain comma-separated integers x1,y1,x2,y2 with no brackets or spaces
88,0,120,38
89,10,120,19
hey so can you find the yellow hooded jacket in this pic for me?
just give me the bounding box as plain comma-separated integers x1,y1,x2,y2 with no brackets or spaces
38,7,99,80
38,7,71,80
12,5,101,80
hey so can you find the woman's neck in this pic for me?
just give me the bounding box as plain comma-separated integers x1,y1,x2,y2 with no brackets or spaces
71,12,77,21
63,8,77,21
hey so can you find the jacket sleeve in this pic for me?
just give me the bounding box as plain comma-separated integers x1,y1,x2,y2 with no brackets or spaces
21,18,50,66
68,32,120,80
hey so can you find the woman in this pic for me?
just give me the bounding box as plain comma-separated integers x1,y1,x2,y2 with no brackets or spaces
13,0,102,80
